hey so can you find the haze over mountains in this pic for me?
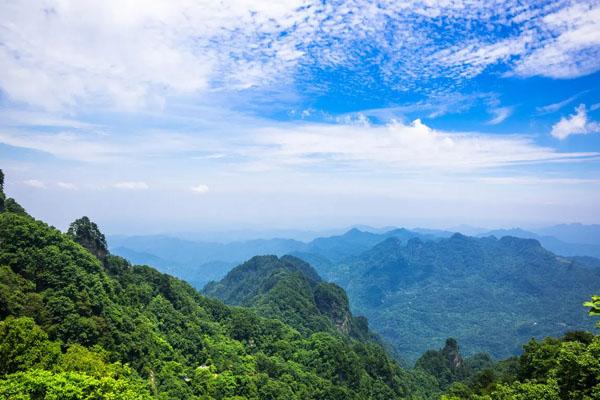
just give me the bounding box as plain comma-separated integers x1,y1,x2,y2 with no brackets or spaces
109,223,600,288
2,168,600,399
108,223,600,364
310,234,600,362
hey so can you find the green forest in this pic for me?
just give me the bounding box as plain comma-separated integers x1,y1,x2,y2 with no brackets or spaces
305,235,600,362
0,169,599,399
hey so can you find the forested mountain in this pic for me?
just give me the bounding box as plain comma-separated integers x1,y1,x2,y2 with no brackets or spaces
437,329,600,400
1,169,599,399
109,227,433,288
480,228,600,258
535,223,600,247
0,173,439,399
302,234,600,362
109,235,308,287
203,255,373,341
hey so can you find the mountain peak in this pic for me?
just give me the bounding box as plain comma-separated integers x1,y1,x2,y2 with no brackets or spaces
499,235,543,252
344,227,367,236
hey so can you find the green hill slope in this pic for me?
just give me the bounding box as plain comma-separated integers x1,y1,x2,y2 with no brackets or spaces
317,234,600,362
0,172,435,399
203,255,373,341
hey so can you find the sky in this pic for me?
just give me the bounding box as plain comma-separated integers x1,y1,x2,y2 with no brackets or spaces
1,0,600,234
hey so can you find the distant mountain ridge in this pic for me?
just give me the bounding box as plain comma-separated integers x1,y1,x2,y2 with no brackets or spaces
110,223,600,291
480,227,600,258
0,170,438,399
307,233,600,362
109,227,435,287
534,223,600,246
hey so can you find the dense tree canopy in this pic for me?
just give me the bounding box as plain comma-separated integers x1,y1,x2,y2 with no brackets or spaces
0,172,438,399
0,169,598,400
67,216,109,260
305,235,600,362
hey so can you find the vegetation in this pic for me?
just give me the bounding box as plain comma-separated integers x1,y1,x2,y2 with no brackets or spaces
203,255,372,340
439,329,600,400
109,227,430,289
305,235,600,362
1,169,599,399
0,171,438,399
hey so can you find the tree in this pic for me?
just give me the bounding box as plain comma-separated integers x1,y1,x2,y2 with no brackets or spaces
0,169,5,212
0,317,60,376
584,295,600,328
67,216,108,260
4,198,26,215
0,369,152,399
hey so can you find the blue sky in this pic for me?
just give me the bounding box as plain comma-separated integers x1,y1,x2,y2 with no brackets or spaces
1,0,600,233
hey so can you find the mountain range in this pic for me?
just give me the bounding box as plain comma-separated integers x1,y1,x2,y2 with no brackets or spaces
109,224,600,290
0,174,438,399
302,234,600,362
1,169,599,399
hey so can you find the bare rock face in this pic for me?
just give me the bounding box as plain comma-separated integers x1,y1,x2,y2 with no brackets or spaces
442,338,464,371
314,282,352,335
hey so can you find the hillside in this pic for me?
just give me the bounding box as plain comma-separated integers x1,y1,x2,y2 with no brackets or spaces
0,176,436,399
109,235,308,287
203,255,372,341
310,234,600,362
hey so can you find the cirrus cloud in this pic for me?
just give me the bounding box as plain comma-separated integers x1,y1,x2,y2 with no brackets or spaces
2,1,600,112
252,119,598,172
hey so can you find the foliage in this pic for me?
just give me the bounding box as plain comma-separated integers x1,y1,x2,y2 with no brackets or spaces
439,330,600,400
67,216,109,260
1,169,597,400
584,295,600,328
204,255,371,340
0,174,437,399
306,234,600,362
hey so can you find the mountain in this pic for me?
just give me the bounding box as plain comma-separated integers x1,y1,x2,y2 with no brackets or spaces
109,227,434,288
410,228,455,238
481,228,600,258
534,223,600,246
109,235,308,287
109,234,308,265
204,255,372,341
111,245,235,289
0,173,437,399
315,234,600,362
304,228,434,263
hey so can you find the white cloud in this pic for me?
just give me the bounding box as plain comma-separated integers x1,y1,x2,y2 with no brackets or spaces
23,179,46,188
536,94,581,114
433,36,531,78
425,2,600,81
252,119,597,172
2,117,598,172
488,107,513,125
0,130,119,162
2,1,599,112
113,181,149,190
190,184,210,194
551,104,600,140
513,2,600,79
57,182,78,190
0,0,314,110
